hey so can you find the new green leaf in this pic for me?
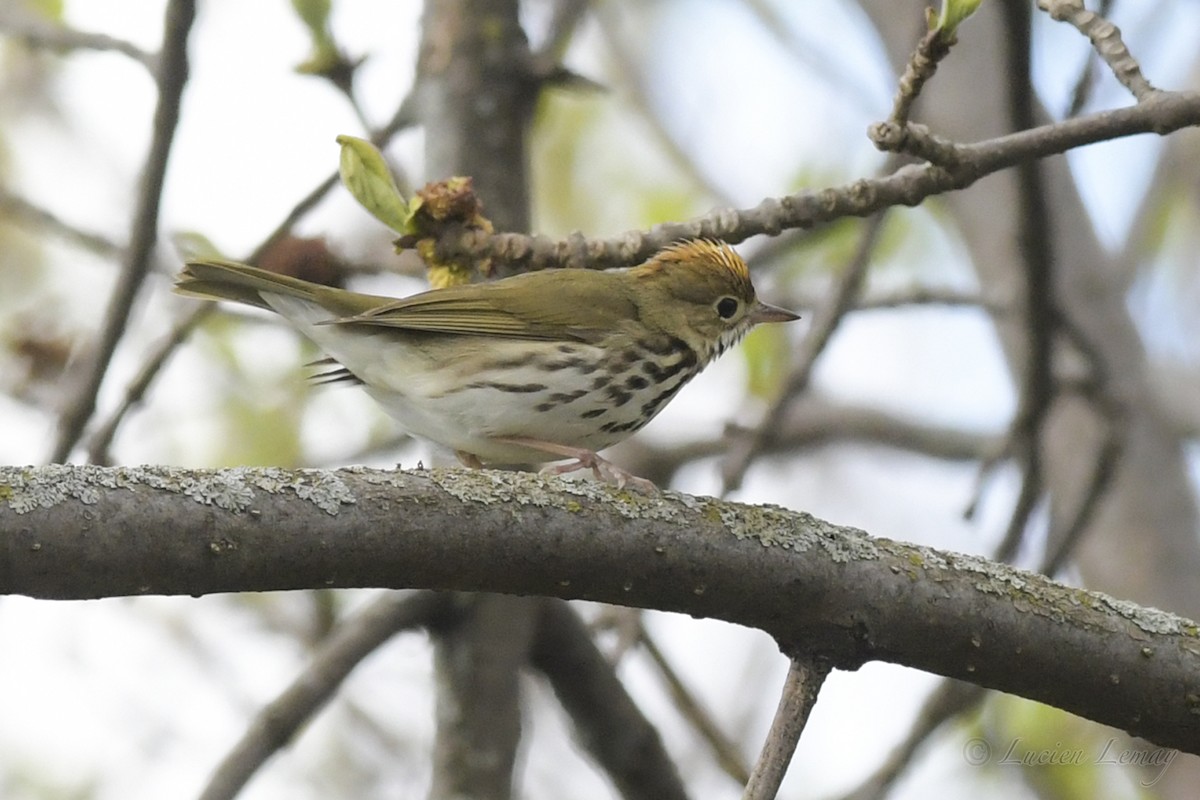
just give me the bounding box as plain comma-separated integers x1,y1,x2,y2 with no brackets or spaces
336,135,413,234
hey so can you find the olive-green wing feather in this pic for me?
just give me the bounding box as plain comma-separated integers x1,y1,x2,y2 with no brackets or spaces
178,259,642,342
335,268,640,341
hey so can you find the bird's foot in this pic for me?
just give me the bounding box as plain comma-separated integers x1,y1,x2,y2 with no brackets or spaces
490,437,658,494
455,450,486,470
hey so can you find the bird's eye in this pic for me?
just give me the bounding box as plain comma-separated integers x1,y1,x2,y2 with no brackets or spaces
715,296,740,320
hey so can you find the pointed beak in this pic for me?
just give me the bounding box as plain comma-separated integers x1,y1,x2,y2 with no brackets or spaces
749,300,800,325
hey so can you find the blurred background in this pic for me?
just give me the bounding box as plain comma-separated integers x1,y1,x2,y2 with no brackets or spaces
1,1,1199,798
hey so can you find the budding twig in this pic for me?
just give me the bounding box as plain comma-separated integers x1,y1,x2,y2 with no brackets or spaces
1037,0,1159,102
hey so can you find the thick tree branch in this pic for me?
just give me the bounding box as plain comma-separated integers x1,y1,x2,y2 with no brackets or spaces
2,465,1198,755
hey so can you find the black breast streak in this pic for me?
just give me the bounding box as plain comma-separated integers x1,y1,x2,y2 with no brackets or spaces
541,355,597,372
605,385,633,407
535,389,589,412
465,380,549,393
552,389,588,402
588,337,703,434
639,343,698,383
638,378,689,420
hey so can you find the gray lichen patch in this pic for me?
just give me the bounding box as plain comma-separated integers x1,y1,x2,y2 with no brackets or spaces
913,545,1200,638
426,467,686,521
426,467,886,560
1085,592,1200,638
705,498,881,562
0,465,356,516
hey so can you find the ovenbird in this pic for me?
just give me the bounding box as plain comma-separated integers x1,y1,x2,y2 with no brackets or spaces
176,239,798,490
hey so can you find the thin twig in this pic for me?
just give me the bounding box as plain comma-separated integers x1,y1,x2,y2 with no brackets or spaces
1037,0,1159,101
837,680,984,800
0,185,123,257
50,0,195,463
639,624,752,786
870,7,967,165
886,24,955,128
593,3,738,208
529,600,691,800
422,88,1200,272
1064,0,1116,117
0,5,154,69
196,591,452,800
721,212,886,494
84,305,212,465
742,657,830,800
622,395,999,488
533,0,589,64
993,0,1055,563
84,92,419,463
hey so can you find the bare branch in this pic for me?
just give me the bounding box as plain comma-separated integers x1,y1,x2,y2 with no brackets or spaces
742,657,830,800
836,680,984,800
196,591,453,800
0,185,123,257
530,600,690,800
0,5,154,69
85,305,211,465
1063,0,1116,116
992,0,1054,564
3,465,1199,754
418,89,1200,272
1037,0,1159,101
885,18,955,129
639,624,751,786
51,0,196,463
721,213,885,493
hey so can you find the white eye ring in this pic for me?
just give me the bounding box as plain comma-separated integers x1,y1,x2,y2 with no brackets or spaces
715,296,740,320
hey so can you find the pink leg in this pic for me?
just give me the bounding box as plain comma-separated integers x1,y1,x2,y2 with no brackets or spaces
491,436,658,494
455,451,486,470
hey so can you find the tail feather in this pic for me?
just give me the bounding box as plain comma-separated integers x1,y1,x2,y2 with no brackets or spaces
175,259,385,317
